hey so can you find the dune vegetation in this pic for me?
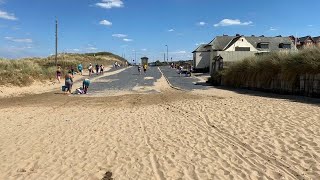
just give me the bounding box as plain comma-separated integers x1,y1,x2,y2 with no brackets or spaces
211,48,320,95
0,52,127,86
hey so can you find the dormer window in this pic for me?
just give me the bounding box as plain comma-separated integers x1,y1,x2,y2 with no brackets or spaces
279,43,291,49
257,42,269,49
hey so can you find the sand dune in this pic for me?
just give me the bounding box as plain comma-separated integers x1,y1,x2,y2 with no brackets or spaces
0,75,319,179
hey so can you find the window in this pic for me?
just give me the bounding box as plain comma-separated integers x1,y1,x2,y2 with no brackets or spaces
235,47,250,51
279,43,291,49
257,43,269,49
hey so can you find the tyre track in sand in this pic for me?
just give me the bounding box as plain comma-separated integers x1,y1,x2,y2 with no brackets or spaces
163,102,304,180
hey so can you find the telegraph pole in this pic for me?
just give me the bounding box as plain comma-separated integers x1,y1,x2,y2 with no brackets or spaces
55,18,58,66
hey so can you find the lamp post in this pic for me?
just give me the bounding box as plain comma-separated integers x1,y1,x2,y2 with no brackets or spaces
165,45,168,62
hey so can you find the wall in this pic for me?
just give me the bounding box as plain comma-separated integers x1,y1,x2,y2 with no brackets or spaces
193,51,210,69
210,51,257,74
225,37,258,51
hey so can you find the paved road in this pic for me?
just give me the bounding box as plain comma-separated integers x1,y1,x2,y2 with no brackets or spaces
89,66,162,94
159,66,211,90
86,66,210,95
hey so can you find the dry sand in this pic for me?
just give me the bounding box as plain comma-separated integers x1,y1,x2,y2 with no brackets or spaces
0,70,319,179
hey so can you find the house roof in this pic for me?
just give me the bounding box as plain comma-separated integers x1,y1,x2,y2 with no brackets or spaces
192,44,209,53
245,36,293,51
313,36,320,42
298,36,314,43
206,36,236,50
206,35,293,51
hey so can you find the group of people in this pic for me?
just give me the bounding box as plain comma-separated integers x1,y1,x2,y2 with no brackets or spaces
113,62,121,68
138,64,148,74
88,63,104,76
56,63,103,95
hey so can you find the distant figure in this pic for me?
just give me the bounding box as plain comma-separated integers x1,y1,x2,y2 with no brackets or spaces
143,64,147,74
100,64,104,74
138,65,142,74
179,66,183,76
78,63,83,75
56,65,62,83
95,64,99,75
65,71,73,94
88,63,93,76
82,78,90,94
70,66,75,75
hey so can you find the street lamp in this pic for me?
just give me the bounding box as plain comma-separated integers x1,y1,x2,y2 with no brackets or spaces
166,45,169,62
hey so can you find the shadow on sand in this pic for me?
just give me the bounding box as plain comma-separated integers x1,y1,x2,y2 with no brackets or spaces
214,86,320,106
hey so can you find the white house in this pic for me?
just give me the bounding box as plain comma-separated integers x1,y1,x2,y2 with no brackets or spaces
192,44,210,70
205,35,295,74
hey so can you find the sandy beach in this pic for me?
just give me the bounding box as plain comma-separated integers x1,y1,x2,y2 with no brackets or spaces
0,70,319,179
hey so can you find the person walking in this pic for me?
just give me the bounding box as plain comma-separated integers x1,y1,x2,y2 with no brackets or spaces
64,71,73,94
100,64,104,75
143,64,147,75
95,64,99,75
78,63,83,75
88,63,93,76
56,65,62,83
138,65,142,75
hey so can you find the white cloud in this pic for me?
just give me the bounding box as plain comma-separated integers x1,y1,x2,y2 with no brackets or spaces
100,20,112,26
174,50,187,54
0,10,17,20
195,42,206,46
197,22,207,26
73,49,80,52
112,34,127,38
5,37,32,43
308,25,313,27
141,48,147,51
269,27,277,31
87,47,97,50
96,0,124,9
168,29,174,32
123,38,133,42
214,19,252,27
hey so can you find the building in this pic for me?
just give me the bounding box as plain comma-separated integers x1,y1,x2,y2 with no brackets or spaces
141,57,149,66
192,44,210,70
289,35,320,49
205,35,294,74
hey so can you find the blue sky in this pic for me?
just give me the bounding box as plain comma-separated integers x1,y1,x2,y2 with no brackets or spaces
0,0,320,61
